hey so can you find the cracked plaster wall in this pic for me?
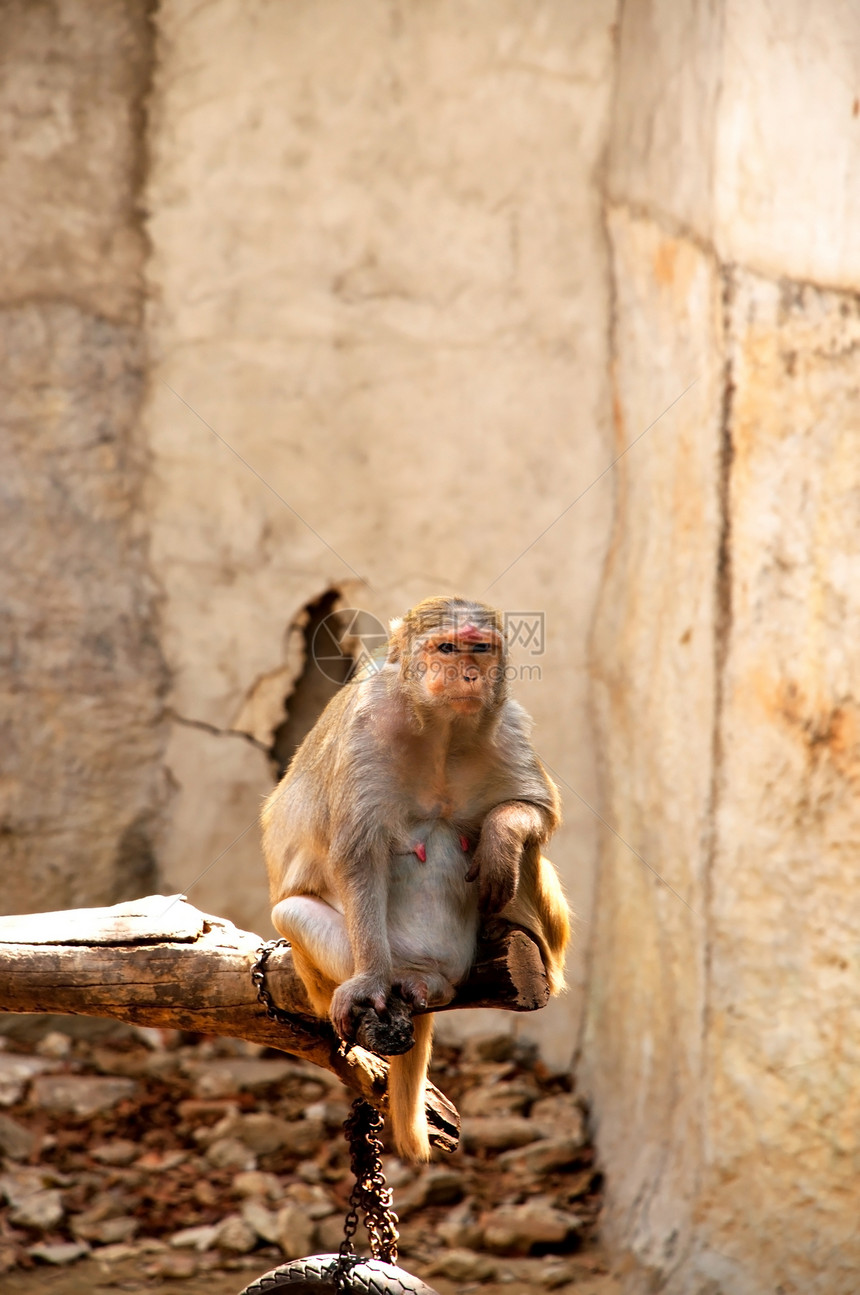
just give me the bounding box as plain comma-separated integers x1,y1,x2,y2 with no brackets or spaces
144,0,619,1060
584,1,860,1291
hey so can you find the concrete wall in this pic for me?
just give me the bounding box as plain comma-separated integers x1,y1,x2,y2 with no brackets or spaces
144,0,618,1064
584,2,860,1291
0,1,169,911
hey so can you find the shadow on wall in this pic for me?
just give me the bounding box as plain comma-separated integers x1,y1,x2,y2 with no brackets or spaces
269,592,392,778
270,591,356,779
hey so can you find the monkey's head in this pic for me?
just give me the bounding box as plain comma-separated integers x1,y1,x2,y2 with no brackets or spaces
387,596,508,721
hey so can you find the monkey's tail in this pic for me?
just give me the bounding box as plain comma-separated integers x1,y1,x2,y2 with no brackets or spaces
387,1013,435,1163
504,847,571,997
534,854,571,996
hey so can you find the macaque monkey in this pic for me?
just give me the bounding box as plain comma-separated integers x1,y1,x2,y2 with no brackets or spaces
262,596,569,1162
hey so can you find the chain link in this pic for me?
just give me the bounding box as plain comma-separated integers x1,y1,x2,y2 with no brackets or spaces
336,1098,400,1284
251,944,399,1288
251,938,293,1023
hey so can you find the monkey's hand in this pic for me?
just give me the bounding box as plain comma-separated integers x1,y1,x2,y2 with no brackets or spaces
329,973,390,1043
465,831,520,915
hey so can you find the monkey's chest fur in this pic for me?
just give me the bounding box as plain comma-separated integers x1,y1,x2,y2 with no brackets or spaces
387,821,479,989
390,740,510,829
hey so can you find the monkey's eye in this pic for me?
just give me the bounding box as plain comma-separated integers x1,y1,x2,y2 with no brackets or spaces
437,642,458,655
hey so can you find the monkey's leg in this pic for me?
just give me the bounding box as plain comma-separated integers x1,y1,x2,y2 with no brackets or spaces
271,896,354,1017
500,848,570,996
274,896,396,1043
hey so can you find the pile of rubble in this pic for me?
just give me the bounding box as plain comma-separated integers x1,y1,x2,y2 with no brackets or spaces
0,1023,605,1289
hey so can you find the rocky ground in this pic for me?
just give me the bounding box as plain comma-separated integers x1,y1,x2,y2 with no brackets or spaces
0,1020,618,1293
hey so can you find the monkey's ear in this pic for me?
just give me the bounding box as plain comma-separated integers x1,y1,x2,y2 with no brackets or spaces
387,616,406,663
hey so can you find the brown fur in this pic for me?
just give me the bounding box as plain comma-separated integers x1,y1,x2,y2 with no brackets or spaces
262,596,570,1160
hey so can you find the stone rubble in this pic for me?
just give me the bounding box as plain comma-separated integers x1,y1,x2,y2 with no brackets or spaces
0,1056,58,1107
0,1025,605,1287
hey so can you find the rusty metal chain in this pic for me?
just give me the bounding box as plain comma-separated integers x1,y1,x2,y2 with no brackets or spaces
251,938,293,1023
252,939,352,1055
336,1098,399,1284
250,944,399,1287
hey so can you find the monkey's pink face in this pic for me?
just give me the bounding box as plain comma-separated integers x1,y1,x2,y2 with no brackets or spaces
410,624,503,714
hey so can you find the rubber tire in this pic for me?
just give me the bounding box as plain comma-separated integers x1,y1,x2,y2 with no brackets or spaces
238,1253,441,1294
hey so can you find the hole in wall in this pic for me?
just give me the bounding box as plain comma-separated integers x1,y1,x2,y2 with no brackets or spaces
269,590,357,779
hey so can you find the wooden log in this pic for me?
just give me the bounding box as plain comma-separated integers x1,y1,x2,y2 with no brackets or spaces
0,895,551,1154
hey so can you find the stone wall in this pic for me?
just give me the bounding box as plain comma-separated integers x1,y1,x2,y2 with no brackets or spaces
584,1,860,1291
0,1,169,911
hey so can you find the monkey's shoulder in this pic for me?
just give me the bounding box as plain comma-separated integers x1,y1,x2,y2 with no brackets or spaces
288,679,401,801
290,679,374,764
491,697,539,751
491,699,560,809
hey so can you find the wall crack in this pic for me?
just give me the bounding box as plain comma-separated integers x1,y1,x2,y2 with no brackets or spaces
166,709,270,755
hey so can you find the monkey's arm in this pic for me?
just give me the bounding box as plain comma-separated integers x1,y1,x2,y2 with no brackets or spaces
326,825,398,1040
466,800,552,913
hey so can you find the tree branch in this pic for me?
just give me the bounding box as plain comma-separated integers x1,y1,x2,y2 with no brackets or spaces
0,895,551,1154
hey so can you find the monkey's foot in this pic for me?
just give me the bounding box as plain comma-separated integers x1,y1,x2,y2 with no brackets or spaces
479,916,513,944
352,992,416,1058
396,972,456,1011
394,973,429,1011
